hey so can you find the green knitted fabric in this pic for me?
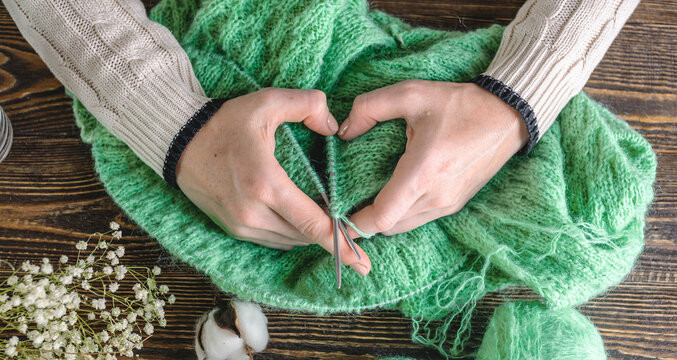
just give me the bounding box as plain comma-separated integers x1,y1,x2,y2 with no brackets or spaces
476,302,607,360
68,0,657,358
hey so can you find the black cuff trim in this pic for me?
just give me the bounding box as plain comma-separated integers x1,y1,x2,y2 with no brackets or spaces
163,98,228,189
470,75,539,155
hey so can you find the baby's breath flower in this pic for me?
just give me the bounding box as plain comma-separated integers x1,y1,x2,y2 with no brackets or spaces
144,323,154,335
127,312,137,323
69,266,83,279
8,336,19,346
108,282,119,293
91,298,106,310
102,266,113,275
109,221,120,231
33,332,45,346
146,277,156,290
40,262,53,275
0,302,12,313
20,260,31,272
59,274,73,285
114,265,127,280
0,223,175,359
135,289,148,302
7,275,18,285
83,267,94,280
4,346,17,357
102,332,112,344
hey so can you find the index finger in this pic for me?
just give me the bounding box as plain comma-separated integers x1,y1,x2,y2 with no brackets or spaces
347,150,426,235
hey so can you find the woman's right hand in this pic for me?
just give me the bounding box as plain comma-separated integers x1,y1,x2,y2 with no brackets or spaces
175,88,371,276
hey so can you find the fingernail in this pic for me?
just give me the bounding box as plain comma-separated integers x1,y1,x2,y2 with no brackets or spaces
327,114,339,133
339,121,350,137
350,263,368,276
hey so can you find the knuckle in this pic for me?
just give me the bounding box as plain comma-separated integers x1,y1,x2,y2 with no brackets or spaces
307,89,326,104
401,79,425,90
296,218,324,241
233,209,258,228
373,210,397,233
244,178,272,202
352,93,369,115
400,79,426,102
428,195,448,209
258,87,279,103
306,89,327,115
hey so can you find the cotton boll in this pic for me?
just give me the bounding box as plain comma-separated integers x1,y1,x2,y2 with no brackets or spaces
195,308,250,360
232,300,269,352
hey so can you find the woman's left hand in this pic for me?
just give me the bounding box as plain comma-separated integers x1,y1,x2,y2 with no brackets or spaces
339,80,529,236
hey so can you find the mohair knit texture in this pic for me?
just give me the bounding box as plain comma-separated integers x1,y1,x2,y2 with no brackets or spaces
68,0,657,358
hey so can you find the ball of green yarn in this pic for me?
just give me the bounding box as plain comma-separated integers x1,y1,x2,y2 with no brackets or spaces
477,301,606,360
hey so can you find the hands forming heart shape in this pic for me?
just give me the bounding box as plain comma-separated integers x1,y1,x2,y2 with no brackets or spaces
176,79,528,277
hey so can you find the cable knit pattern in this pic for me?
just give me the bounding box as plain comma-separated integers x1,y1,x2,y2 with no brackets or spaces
484,0,640,150
3,0,211,176
4,0,640,173
67,0,656,358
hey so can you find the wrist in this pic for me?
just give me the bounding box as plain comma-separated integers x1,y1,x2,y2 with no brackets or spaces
469,75,537,155
164,98,229,189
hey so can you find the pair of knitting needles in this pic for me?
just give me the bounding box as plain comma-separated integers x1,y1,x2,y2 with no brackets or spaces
319,193,361,289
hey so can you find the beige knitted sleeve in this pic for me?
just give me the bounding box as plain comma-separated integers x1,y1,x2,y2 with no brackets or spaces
3,0,211,177
475,0,640,153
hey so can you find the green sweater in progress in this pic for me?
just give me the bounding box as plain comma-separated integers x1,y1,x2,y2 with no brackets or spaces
69,0,657,358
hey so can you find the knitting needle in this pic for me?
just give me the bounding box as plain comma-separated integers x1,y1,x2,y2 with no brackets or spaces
318,189,361,260
338,219,361,261
332,217,341,289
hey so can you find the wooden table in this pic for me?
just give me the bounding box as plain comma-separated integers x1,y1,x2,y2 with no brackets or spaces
0,1,675,359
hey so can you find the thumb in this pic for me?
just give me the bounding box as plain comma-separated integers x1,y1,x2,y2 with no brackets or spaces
268,88,338,136
339,80,424,140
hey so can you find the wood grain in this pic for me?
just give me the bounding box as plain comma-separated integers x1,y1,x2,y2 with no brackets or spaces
0,1,675,359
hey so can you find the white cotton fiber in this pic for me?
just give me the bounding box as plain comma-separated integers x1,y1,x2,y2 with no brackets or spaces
232,300,270,352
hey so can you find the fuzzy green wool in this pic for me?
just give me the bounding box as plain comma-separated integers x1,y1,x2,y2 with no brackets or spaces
69,0,656,358
477,302,607,360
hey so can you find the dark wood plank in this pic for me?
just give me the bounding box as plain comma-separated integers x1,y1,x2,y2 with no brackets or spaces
0,1,675,359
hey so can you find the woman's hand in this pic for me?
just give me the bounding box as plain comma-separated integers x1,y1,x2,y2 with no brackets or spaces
339,80,529,236
176,88,371,276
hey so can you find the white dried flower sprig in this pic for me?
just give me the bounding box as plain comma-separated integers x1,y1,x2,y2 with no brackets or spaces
0,222,175,359
195,299,269,360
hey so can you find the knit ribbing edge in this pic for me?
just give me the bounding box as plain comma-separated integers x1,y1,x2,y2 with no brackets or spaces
162,98,228,189
470,75,539,156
